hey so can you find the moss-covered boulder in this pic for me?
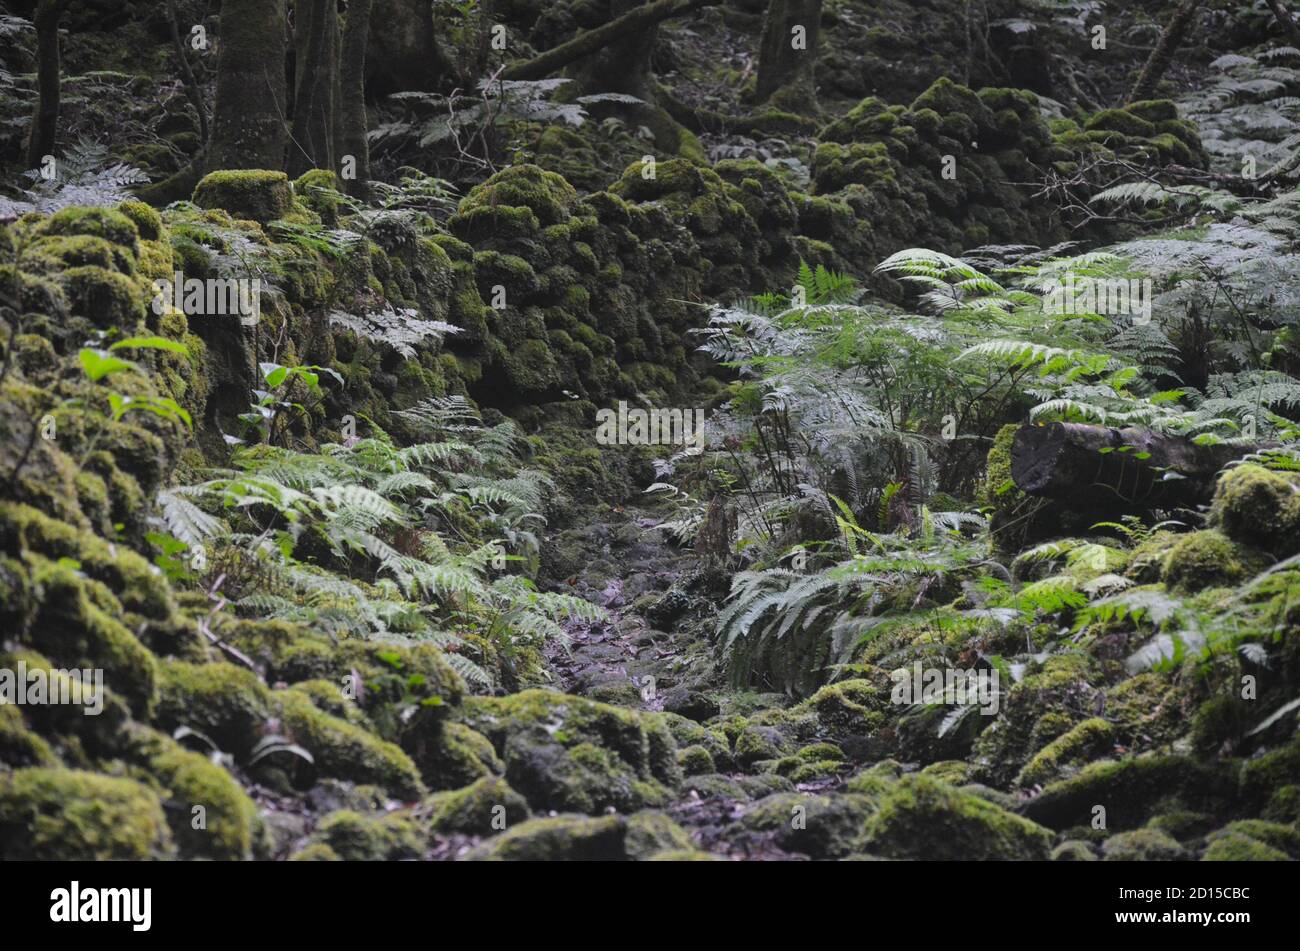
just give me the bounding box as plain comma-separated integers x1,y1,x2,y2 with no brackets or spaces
424,776,531,836
1101,828,1189,861
457,689,680,814
193,170,294,223
461,814,627,861
0,767,172,859
310,808,426,861
863,774,1052,860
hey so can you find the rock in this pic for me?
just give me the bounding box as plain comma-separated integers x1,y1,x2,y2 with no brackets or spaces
662,687,719,722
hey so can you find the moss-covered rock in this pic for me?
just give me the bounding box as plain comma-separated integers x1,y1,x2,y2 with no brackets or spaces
1015,717,1115,788
461,814,628,861
863,774,1052,860
1101,827,1189,861
193,170,294,223
457,689,679,814
278,689,425,799
744,791,877,858
311,808,425,861
0,767,172,859
154,658,274,760
1161,529,1264,592
424,776,530,836
1209,464,1300,557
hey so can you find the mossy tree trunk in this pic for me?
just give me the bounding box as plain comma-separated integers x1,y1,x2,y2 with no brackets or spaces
1127,0,1204,104
366,0,454,99
289,0,341,177
337,0,375,198
207,0,290,171
25,0,73,170
755,0,822,109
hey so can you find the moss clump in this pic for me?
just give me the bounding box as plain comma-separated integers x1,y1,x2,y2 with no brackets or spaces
1051,840,1098,861
38,205,140,250
458,689,679,814
1101,828,1189,861
293,169,341,226
127,727,259,860
1209,464,1300,557
312,809,425,861
463,814,628,861
193,170,294,223
155,659,274,759
677,744,716,775
1161,529,1261,592
0,767,172,859
278,689,426,799
1015,717,1115,788
58,265,146,327
117,200,163,241
863,774,1052,860
0,704,58,768
624,810,695,859
1201,831,1289,861
425,776,531,836
288,842,341,861
795,678,888,739
21,234,136,276
744,792,878,858
1023,754,1238,830
1207,820,1300,859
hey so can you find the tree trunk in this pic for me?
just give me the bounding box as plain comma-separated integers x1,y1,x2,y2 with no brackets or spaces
1267,0,1300,45
1010,422,1259,514
337,0,374,197
289,0,340,176
1127,0,1204,104
755,0,822,108
26,0,72,170
207,0,290,171
501,0,719,82
168,0,209,146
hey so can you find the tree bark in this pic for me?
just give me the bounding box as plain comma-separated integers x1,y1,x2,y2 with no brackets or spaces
755,0,822,108
1010,422,1259,513
501,0,720,82
337,0,374,197
26,0,72,170
1127,0,1204,104
207,0,290,171
1267,0,1300,45
289,0,340,176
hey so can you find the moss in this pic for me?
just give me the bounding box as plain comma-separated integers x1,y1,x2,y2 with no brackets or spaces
1101,828,1189,861
458,689,679,814
127,726,259,860
21,234,136,276
676,744,716,775
1023,754,1238,831
1201,831,1289,861
624,810,694,859
744,791,879,858
734,724,790,769
1262,785,1300,824
38,205,140,250
1015,717,1115,788
864,774,1051,860
1161,530,1262,592
1208,820,1300,858
794,677,888,739
463,814,628,861
155,659,274,759
0,767,172,859
193,170,294,223
919,759,970,785
1209,463,1300,557
288,842,341,861
1051,840,1098,861
57,265,146,327
117,200,163,241
277,689,426,800
312,808,425,861
425,776,530,836
18,556,158,718
1239,740,1300,809
293,169,341,226
0,704,58,768
455,164,578,229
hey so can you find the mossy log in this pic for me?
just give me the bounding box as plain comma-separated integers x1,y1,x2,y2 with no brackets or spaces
1010,422,1260,512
